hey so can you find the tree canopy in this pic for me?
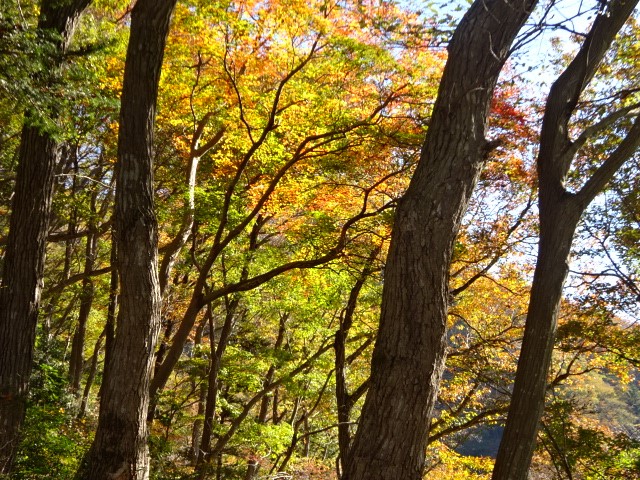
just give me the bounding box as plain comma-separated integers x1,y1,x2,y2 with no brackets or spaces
0,0,638,479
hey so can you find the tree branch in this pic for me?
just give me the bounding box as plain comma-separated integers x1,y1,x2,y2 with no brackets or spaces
575,115,640,208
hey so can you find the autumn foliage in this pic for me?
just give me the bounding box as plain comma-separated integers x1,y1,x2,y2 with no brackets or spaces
0,0,638,479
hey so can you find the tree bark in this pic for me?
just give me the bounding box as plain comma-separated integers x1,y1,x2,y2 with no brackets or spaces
76,1,177,478
0,0,91,472
158,118,224,295
189,318,208,465
342,1,538,479
492,203,580,479
493,1,640,477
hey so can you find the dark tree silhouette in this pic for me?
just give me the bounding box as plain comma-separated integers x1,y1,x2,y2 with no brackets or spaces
0,0,91,472
75,1,178,478
343,0,538,478
493,0,640,476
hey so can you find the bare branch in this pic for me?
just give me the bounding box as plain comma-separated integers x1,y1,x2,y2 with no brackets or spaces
562,103,640,164
575,115,640,208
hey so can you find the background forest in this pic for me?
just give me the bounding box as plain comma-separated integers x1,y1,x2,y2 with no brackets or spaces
0,0,639,478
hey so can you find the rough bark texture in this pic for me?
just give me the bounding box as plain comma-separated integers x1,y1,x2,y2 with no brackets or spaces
493,1,640,477
76,1,177,478
0,0,90,472
342,1,538,479
335,282,364,474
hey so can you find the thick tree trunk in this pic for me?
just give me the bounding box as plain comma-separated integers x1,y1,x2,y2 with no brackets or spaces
0,0,90,472
343,1,537,479
76,1,176,479
493,1,640,477
0,128,58,473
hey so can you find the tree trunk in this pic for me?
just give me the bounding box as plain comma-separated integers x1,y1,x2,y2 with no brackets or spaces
69,229,98,395
335,248,380,475
0,0,91,472
189,317,208,464
190,383,207,465
244,314,287,480
158,117,223,295
99,240,118,400
69,182,102,395
343,1,537,479
78,328,105,419
196,302,239,476
0,128,58,473
492,201,580,479
76,1,176,478
493,0,640,477
244,460,260,480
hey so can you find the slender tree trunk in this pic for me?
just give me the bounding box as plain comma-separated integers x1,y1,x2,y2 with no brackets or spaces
244,314,287,480
78,328,105,419
196,302,239,475
492,204,579,479
151,297,203,397
190,383,207,465
302,415,310,457
493,0,640,476
76,1,177,478
62,216,78,283
0,0,91,472
69,183,102,394
343,1,538,479
158,117,223,295
195,221,265,470
69,229,98,395
189,317,208,464
335,248,379,475
61,152,80,283
99,239,118,400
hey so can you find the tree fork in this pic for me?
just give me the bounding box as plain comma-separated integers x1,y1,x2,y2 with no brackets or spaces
493,0,640,476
